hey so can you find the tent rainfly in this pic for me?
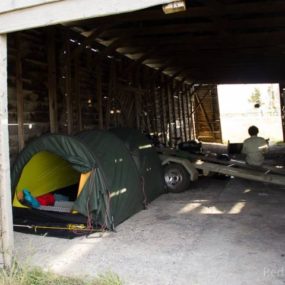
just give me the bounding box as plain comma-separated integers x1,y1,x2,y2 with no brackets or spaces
11,129,165,237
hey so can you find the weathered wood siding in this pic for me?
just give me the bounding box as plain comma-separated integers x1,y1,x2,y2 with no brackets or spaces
193,85,222,143
7,25,196,163
0,34,14,269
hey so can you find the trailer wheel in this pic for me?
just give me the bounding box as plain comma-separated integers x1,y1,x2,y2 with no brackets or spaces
164,163,191,193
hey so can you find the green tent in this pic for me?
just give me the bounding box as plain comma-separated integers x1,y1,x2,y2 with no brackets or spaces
111,128,165,203
12,129,162,237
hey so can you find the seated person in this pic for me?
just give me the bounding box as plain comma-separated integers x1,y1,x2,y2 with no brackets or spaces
241,125,268,166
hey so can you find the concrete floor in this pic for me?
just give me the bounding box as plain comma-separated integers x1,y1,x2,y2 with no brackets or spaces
14,176,285,285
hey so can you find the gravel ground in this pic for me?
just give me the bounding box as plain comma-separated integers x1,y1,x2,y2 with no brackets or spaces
14,176,285,285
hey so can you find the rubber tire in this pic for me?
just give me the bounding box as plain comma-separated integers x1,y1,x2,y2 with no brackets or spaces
163,163,191,193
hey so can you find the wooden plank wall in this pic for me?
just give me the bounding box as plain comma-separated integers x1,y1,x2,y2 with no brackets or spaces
8,29,50,163
193,85,222,143
7,25,197,163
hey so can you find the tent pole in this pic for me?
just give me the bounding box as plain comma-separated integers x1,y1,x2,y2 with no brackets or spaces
0,33,14,269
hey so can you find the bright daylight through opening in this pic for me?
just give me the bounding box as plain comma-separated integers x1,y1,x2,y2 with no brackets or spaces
217,84,283,144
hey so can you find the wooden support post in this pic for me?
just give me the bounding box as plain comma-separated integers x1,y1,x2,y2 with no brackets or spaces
210,87,217,141
64,32,73,134
74,53,82,131
142,67,151,133
95,62,103,129
139,69,146,131
0,34,14,269
160,74,166,144
185,86,192,139
187,85,195,139
15,33,24,151
181,84,188,141
106,61,116,129
171,80,178,145
134,93,140,129
151,74,158,135
144,69,151,132
165,76,172,146
47,27,58,133
134,67,141,129
176,82,184,141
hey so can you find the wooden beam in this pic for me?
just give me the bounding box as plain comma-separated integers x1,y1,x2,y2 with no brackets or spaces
95,62,103,129
280,86,285,142
144,68,153,133
99,36,131,58
185,85,193,139
125,47,158,75
170,80,178,144
134,93,141,129
176,82,184,141
0,0,173,33
88,1,285,25
134,68,141,129
183,85,190,140
0,34,14,269
181,84,187,141
142,67,152,133
142,44,285,58
63,32,73,134
74,52,82,131
195,93,215,138
47,26,58,133
188,85,205,117
145,52,285,71
160,74,167,144
118,30,285,50
70,23,113,59
165,76,172,146
15,33,24,151
207,0,228,39
125,97,135,127
0,0,60,13
105,61,116,129
102,16,285,40
190,86,215,138
102,21,214,38
151,75,158,135
210,86,218,141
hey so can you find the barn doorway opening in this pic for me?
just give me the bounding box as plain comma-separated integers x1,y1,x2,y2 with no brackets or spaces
217,84,283,144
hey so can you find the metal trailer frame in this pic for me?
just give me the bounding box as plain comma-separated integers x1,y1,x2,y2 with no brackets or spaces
158,148,285,188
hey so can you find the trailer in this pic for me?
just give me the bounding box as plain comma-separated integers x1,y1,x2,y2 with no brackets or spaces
158,148,285,193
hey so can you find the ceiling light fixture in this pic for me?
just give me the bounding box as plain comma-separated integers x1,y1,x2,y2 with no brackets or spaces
162,0,186,14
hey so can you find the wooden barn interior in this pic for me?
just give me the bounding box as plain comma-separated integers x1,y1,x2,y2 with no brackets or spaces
7,0,285,163
1,1,285,279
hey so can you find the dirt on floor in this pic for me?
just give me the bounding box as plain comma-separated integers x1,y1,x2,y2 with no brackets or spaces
14,174,285,285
